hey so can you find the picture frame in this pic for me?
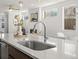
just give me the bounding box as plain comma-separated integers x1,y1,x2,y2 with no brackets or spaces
62,6,77,30
43,8,58,19
30,13,38,22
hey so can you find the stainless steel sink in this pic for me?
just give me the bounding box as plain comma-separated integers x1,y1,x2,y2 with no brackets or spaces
18,40,56,51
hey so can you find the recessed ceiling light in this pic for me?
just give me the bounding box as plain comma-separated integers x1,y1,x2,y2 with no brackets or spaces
32,4,34,6
19,1,23,7
38,0,41,2
9,8,13,11
9,5,13,11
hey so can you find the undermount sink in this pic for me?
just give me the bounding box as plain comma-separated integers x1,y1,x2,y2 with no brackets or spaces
18,40,56,51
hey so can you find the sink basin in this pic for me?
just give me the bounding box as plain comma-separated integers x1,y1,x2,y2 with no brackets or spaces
18,40,56,51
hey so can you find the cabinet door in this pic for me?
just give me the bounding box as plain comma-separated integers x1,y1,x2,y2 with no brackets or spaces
8,45,33,59
9,55,15,59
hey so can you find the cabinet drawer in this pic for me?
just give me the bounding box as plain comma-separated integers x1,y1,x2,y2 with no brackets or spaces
9,55,15,59
8,45,33,59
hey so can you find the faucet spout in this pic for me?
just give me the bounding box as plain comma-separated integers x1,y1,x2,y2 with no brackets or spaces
32,21,47,42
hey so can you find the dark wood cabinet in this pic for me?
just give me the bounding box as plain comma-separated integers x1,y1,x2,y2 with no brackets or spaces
8,45,33,59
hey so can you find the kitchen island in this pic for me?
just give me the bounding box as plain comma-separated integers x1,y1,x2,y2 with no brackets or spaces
0,34,78,59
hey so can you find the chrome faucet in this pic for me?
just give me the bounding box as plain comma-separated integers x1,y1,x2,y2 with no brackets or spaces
32,21,47,42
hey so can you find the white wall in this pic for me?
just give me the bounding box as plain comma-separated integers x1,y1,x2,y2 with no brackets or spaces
40,0,78,38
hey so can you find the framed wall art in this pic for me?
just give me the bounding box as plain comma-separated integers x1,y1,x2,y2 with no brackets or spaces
43,8,58,19
62,6,77,30
30,13,38,22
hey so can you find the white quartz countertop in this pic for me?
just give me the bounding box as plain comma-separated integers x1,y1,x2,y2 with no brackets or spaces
0,34,78,59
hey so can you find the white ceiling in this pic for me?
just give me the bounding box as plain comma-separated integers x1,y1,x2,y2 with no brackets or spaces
0,0,65,10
